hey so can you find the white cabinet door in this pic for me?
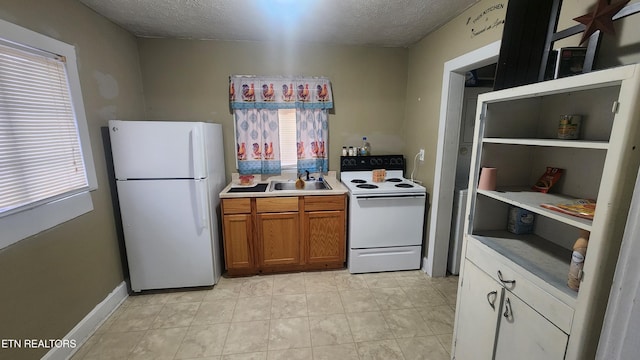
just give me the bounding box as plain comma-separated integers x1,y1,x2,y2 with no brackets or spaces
494,293,568,360
454,261,503,360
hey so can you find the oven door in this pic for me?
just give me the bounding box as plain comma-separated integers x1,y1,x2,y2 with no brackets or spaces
349,193,426,249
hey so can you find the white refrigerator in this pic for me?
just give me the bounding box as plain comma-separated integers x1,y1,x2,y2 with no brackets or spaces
109,120,226,292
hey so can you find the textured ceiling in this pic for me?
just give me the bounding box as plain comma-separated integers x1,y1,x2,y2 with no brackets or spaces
79,0,480,47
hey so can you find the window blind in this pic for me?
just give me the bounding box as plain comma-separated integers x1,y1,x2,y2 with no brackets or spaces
0,42,88,217
278,109,297,168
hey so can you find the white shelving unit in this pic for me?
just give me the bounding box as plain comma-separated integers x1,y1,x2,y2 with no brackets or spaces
482,138,609,150
452,64,640,360
477,188,593,230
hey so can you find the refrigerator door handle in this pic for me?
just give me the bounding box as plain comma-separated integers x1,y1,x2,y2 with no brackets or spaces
191,127,204,178
195,180,208,231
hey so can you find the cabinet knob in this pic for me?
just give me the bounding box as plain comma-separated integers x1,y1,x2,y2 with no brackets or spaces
497,270,516,285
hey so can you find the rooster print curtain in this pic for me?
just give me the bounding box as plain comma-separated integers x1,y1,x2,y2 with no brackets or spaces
234,109,281,175
296,109,328,174
229,75,333,110
230,75,333,175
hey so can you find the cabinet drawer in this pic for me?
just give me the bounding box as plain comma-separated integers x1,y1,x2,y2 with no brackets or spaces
466,237,574,333
304,195,345,211
223,198,251,214
256,197,298,213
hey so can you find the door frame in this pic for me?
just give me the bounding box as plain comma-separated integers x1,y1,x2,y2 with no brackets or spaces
423,40,501,277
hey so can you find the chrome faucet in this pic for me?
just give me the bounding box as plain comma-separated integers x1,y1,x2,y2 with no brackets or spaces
305,170,310,181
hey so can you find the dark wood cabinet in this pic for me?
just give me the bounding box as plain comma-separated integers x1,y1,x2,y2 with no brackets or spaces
221,194,346,276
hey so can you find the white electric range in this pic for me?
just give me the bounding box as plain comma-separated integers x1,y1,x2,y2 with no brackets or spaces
340,155,428,273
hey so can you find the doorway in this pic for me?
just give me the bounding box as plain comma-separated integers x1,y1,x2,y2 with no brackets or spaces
446,64,495,275
424,40,501,277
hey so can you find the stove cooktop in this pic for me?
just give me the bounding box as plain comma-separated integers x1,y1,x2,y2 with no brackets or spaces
341,170,426,196
340,155,426,195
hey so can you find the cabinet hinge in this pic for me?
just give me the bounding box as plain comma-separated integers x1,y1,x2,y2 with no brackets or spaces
612,101,620,114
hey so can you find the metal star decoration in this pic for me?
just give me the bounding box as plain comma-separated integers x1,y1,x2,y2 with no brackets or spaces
574,0,630,44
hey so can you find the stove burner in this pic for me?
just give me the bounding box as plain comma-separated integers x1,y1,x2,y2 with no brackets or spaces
395,183,414,188
357,184,379,189
386,178,402,182
351,179,367,184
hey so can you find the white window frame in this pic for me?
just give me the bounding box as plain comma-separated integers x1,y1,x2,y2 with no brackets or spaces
0,19,97,249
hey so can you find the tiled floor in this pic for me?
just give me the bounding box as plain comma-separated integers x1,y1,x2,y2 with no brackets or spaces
71,269,458,360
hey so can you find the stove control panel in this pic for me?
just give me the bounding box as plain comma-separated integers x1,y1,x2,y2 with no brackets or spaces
340,155,405,171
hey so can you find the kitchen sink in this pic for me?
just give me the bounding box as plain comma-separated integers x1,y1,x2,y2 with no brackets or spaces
270,180,332,191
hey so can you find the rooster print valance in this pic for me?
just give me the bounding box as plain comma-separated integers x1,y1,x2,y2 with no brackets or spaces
229,75,333,109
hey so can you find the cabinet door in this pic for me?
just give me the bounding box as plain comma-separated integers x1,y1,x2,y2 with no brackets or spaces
494,293,568,360
305,210,345,264
454,261,503,360
257,212,300,267
222,214,254,270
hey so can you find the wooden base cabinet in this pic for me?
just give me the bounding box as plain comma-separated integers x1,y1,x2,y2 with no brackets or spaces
257,212,300,268
221,198,255,275
304,195,346,268
452,65,640,360
221,194,346,275
256,197,300,271
222,214,254,271
305,210,346,265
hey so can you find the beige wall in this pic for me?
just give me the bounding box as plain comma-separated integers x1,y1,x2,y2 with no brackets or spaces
404,0,507,190
0,1,145,359
403,0,508,259
137,39,409,179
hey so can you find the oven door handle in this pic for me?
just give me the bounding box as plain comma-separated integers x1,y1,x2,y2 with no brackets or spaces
355,194,426,200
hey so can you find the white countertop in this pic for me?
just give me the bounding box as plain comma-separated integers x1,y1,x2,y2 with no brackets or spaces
219,171,348,198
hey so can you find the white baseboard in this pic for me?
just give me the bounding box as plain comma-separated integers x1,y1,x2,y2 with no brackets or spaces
422,256,434,276
42,281,128,360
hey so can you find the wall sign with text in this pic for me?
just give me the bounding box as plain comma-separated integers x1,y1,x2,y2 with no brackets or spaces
467,3,506,38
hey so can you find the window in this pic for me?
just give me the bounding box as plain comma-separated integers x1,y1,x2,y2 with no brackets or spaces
230,76,331,175
278,109,297,169
0,19,97,248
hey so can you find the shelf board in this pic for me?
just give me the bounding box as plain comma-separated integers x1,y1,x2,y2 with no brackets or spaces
482,138,609,149
472,231,577,303
478,188,593,231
